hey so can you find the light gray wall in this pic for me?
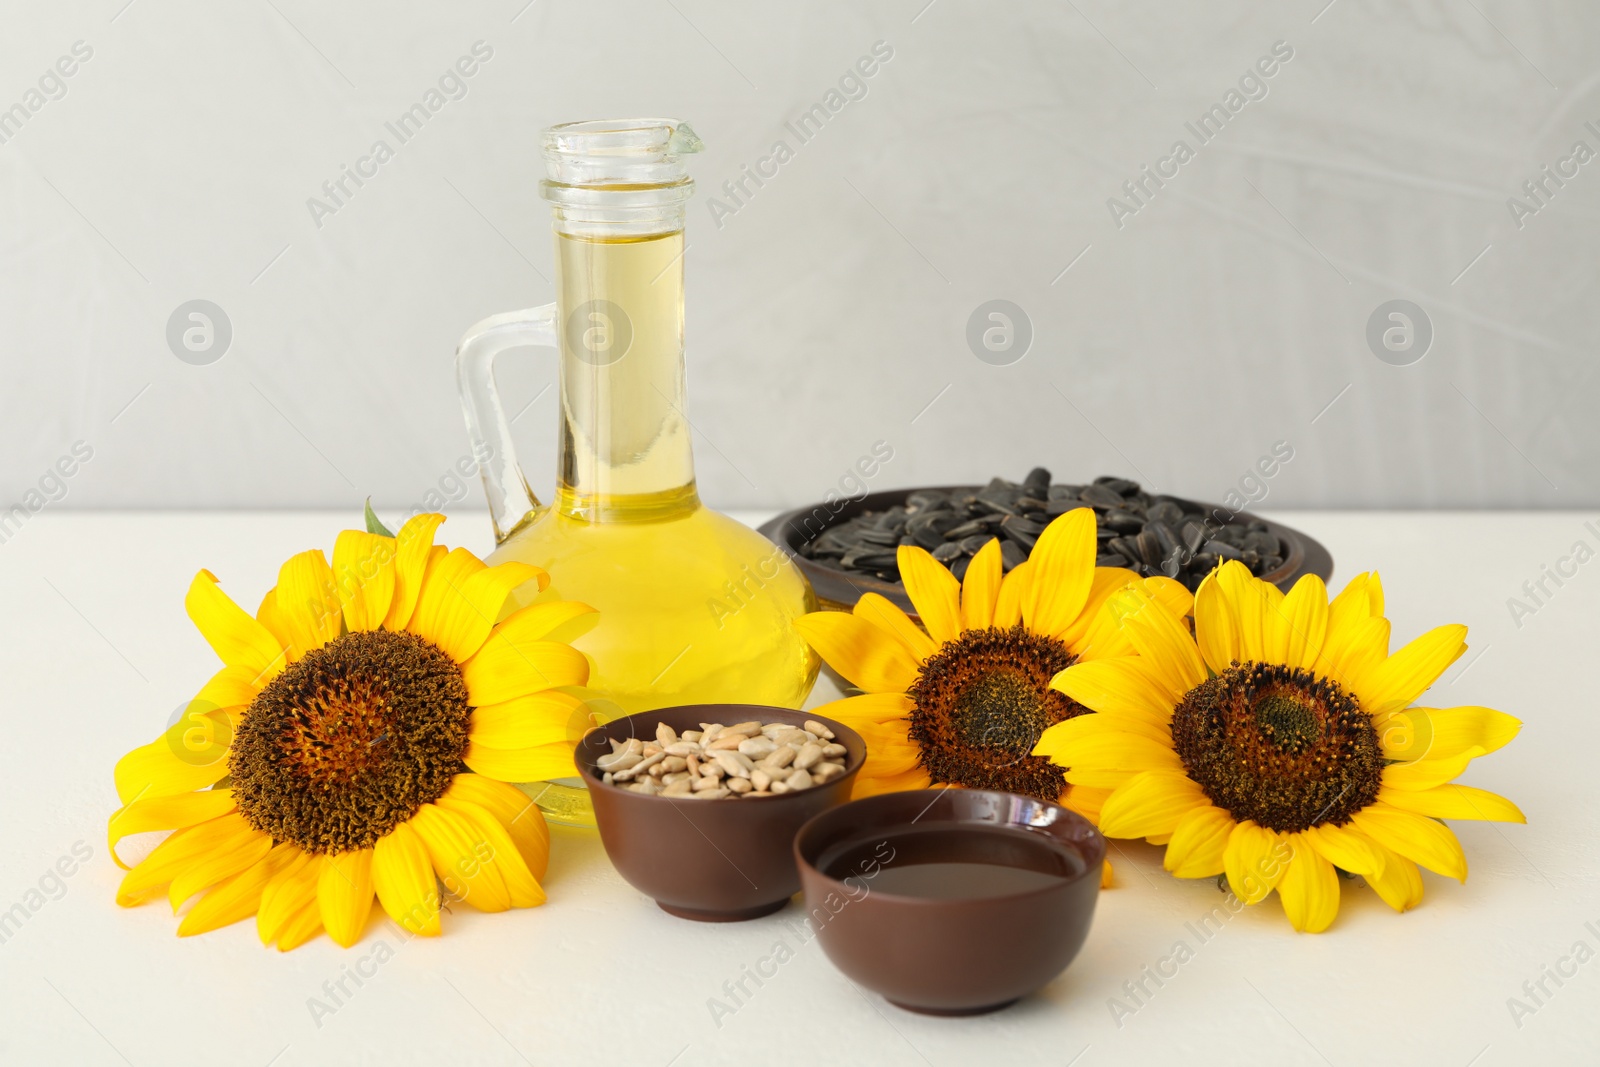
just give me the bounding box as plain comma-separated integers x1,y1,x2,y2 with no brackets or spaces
1,0,1593,518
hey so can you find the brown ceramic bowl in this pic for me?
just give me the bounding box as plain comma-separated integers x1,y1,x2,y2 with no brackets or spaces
758,484,1334,615
576,704,866,922
793,788,1105,1015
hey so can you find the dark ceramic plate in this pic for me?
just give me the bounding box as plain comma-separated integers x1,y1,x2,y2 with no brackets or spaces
758,485,1333,618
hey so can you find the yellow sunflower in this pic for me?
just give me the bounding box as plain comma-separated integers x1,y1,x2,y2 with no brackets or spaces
1033,560,1524,932
109,513,594,949
794,508,1192,814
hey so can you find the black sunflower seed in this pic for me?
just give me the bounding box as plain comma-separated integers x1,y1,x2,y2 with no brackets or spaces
944,518,994,539
795,470,1287,589
1146,499,1185,526
1078,484,1125,508
1000,540,1027,570
1204,539,1245,561
854,526,901,547
907,514,945,550
1149,521,1179,557
1103,509,1144,534
1000,514,1045,549
1095,476,1141,497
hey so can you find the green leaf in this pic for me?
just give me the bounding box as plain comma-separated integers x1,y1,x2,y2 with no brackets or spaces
364,498,396,537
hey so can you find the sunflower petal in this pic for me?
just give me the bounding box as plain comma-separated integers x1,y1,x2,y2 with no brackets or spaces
464,741,577,783
793,611,919,694
489,599,598,646
1352,624,1468,717
195,663,265,713
1022,509,1097,638
317,850,376,948
848,766,934,798
992,560,1032,629
1142,577,1195,626
461,637,590,707
896,545,962,644
1319,616,1391,693
959,539,1003,632
809,691,914,727
1303,823,1386,878
113,717,233,806
1376,705,1521,762
1057,567,1141,653
109,789,236,869
272,549,343,659
404,547,487,653
435,798,545,908
1040,728,1183,776
408,803,512,912
1096,771,1207,839
1051,656,1179,724
1350,803,1468,881
1224,820,1291,904
1215,561,1266,662
1363,841,1424,912
470,691,584,750
185,570,286,679
848,719,923,777
167,825,273,912
1278,835,1340,933
1274,574,1329,671
383,513,447,631
1119,592,1206,696
430,560,547,663
444,775,551,881
1376,784,1525,823
1193,570,1240,675
256,850,318,945
117,811,258,907
178,845,299,937
332,530,397,633
1163,804,1233,878
276,899,325,951
1325,571,1383,650
371,822,441,936
854,593,936,661
1062,785,1114,825
1381,749,1482,791
1033,705,1170,755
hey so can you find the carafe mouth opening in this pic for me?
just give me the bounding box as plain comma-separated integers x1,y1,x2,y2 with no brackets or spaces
541,118,700,193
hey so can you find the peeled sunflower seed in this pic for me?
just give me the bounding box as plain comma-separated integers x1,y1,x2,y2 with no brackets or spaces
603,720,850,798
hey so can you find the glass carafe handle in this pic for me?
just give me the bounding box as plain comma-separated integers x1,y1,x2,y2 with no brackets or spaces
454,302,557,544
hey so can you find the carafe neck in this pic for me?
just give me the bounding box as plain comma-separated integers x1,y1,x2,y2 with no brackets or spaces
552,226,698,522
541,120,703,523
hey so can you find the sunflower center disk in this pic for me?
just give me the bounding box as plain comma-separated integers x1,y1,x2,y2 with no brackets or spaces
1171,661,1382,833
907,625,1082,802
230,629,472,854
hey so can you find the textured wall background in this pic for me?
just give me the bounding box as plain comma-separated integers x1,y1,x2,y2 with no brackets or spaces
1,0,1593,519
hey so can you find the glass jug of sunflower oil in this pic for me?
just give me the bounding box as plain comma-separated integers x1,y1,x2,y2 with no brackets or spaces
455,119,818,824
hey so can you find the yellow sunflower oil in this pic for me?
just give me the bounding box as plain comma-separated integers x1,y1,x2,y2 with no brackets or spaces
455,120,818,825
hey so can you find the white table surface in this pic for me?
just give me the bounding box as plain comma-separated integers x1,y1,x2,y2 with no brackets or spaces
1,509,1595,1067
